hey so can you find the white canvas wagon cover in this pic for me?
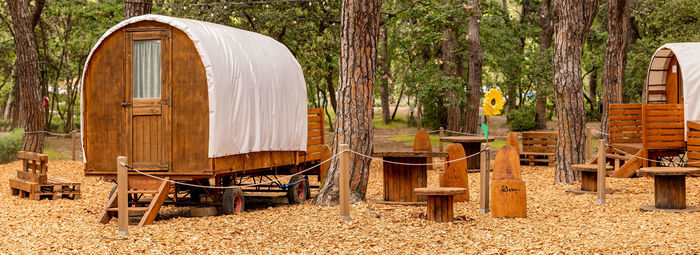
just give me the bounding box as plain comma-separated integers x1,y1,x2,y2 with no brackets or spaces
82,14,308,158
646,42,700,127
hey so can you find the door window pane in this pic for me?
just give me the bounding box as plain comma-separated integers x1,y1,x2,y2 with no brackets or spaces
133,40,161,99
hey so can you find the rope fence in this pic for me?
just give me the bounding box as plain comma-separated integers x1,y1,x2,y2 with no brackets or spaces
120,147,489,189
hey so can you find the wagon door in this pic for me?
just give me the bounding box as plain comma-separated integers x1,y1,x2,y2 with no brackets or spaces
125,29,172,171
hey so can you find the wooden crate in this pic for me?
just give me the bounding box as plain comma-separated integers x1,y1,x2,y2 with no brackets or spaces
9,178,81,200
520,132,557,166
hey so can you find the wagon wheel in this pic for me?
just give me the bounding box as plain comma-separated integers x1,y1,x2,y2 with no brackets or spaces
286,175,309,204
221,187,245,214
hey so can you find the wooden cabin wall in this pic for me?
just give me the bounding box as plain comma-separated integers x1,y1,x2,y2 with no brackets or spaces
84,22,209,173
170,28,209,172
83,30,126,171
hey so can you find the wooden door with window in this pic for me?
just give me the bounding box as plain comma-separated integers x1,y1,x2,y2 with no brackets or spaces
125,28,171,171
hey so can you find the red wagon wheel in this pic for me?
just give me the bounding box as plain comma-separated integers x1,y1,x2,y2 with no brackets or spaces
287,175,309,204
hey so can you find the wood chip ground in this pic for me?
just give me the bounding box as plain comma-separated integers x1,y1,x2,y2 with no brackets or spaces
1,160,698,254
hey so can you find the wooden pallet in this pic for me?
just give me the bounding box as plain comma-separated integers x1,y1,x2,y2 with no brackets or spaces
9,177,81,200
519,132,556,166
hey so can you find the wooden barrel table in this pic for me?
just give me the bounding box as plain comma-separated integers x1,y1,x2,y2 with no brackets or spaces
638,167,700,212
570,164,613,194
372,151,448,205
414,187,466,222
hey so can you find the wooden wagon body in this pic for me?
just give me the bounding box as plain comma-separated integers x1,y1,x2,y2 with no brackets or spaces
82,15,325,182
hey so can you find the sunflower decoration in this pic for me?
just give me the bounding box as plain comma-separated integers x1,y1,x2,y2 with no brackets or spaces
483,88,505,116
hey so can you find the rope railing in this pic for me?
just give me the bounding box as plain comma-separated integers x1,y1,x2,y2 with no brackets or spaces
120,147,490,189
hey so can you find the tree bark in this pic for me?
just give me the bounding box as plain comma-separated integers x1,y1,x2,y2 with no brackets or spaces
588,66,598,116
464,0,482,134
6,0,45,152
378,23,392,124
314,0,380,205
552,0,599,184
535,0,553,129
124,0,152,19
441,21,463,132
601,0,630,141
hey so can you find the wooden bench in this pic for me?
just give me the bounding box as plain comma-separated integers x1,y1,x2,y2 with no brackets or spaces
570,164,613,194
9,151,81,200
520,132,556,166
414,187,466,222
638,167,700,212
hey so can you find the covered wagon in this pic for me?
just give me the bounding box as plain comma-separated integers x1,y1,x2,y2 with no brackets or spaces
81,14,328,224
599,42,700,177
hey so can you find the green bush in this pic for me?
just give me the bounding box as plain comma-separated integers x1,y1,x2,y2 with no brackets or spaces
508,105,538,131
0,128,24,163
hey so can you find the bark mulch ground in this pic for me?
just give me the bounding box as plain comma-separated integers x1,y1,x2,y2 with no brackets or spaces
1,160,698,254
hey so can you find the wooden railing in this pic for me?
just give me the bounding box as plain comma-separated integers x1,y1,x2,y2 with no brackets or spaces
687,121,700,168
608,104,643,144
642,104,685,150
304,108,325,161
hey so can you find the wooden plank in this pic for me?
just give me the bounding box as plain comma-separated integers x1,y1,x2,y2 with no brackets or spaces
609,114,643,120
16,171,47,184
646,141,685,148
610,103,642,109
611,121,644,127
17,151,49,162
522,139,556,145
645,123,684,129
609,126,642,132
308,115,322,123
138,179,171,226
308,122,323,130
686,121,700,130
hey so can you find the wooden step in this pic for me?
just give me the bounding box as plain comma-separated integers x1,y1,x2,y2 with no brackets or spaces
106,207,149,212
128,190,158,194
605,153,631,161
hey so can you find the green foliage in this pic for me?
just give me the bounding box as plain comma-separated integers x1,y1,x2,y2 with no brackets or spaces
0,128,23,163
507,104,538,131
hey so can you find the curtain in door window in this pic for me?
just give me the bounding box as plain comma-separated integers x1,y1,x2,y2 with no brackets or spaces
133,40,162,99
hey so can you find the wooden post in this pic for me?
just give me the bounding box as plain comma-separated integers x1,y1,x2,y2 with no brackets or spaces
479,144,490,213
339,144,350,221
117,156,128,235
596,140,606,204
439,127,444,152
585,127,591,160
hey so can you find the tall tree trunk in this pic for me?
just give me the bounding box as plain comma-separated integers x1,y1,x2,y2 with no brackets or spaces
601,0,630,141
588,66,598,116
314,0,380,205
552,0,599,184
535,0,552,129
464,0,482,134
378,23,392,124
325,54,338,113
124,0,152,19
7,0,45,152
441,24,462,132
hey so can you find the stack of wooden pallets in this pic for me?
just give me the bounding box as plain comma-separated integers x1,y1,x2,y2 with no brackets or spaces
9,151,80,200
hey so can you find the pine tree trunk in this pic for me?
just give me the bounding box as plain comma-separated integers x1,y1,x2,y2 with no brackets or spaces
464,0,482,134
378,23,392,124
588,67,598,115
314,0,380,205
7,0,44,153
442,23,462,132
535,0,552,129
601,0,630,141
325,54,338,113
124,0,152,19
552,0,599,184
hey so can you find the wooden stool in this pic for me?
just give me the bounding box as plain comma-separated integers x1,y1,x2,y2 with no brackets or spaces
570,164,613,194
414,187,466,222
638,167,700,212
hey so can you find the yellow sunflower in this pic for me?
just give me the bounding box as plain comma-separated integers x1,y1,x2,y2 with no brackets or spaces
483,88,505,116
